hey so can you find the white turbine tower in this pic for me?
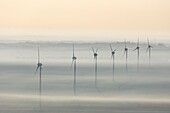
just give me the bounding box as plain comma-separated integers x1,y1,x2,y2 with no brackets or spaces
134,38,140,70
146,38,153,65
92,48,98,87
123,41,128,71
71,44,77,95
109,44,116,80
34,47,43,97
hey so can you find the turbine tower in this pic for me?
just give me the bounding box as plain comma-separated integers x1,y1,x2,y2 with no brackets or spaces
109,44,116,80
71,44,77,95
146,38,153,65
34,47,43,97
92,48,98,87
134,38,140,70
123,41,128,71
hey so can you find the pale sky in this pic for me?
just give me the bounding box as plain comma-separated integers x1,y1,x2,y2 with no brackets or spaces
0,0,170,42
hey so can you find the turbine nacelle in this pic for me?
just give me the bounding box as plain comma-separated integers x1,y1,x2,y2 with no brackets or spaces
136,46,140,49
72,56,77,60
92,48,98,59
148,45,153,48
147,38,153,49
93,53,98,59
146,45,153,53
134,46,140,51
110,44,116,57
94,53,98,57
112,51,115,55
37,63,42,67
125,48,128,51
111,49,116,54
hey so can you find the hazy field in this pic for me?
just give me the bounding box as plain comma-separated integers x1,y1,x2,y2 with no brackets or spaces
0,41,170,113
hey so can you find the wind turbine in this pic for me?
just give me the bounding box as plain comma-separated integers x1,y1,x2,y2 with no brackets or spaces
71,44,77,95
123,41,128,71
109,44,116,80
34,47,43,97
134,38,140,70
92,48,98,87
146,38,153,64
34,47,43,110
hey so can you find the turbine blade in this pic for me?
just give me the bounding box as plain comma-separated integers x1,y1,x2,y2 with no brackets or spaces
96,48,98,53
123,50,126,57
137,38,139,46
147,37,150,46
146,47,149,53
73,44,74,57
38,47,40,63
109,44,113,51
114,49,117,52
134,48,137,51
92,48,95,54
34,66,40,76
70,59,74,69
